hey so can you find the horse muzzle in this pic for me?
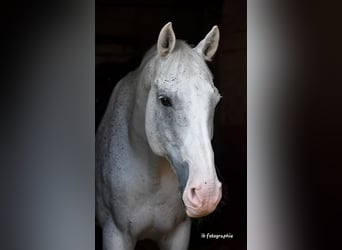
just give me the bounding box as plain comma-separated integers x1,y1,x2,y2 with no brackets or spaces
182,180,222,218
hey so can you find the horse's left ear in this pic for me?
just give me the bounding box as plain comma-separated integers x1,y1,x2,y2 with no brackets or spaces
195,26,220,61
157,22,176,57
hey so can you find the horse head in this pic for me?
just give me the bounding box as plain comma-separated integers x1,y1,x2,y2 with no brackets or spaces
144,22,222,218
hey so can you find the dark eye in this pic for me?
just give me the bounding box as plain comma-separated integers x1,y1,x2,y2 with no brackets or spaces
158,95,172,107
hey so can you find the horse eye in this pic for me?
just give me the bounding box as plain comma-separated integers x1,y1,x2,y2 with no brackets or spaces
158,95,172,107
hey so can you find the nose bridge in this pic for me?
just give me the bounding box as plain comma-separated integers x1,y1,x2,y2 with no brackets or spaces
186,121,218,184
183,131,222,216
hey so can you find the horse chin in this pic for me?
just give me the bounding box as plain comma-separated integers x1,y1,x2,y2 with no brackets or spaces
182,188,221,218
185,206,213,218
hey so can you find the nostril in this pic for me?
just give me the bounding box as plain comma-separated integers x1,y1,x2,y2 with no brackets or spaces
190,187,196,196
188,187,202,208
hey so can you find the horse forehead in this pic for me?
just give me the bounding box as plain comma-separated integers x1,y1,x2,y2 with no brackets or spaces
156,71,215,94
155,54,213,85
152,52,218,97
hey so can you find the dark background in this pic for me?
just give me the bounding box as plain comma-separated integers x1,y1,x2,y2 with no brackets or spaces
95,0,246,249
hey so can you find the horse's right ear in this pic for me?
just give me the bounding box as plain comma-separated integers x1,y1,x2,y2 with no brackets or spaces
157,22,176,57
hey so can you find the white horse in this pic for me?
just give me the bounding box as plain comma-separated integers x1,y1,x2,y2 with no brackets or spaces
96,22,222,250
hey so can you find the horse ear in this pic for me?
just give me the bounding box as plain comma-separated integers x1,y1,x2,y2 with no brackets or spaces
157,22,176,57
195,26,220,61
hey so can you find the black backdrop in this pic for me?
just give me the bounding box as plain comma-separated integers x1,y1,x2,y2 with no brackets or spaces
95,0,246,249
